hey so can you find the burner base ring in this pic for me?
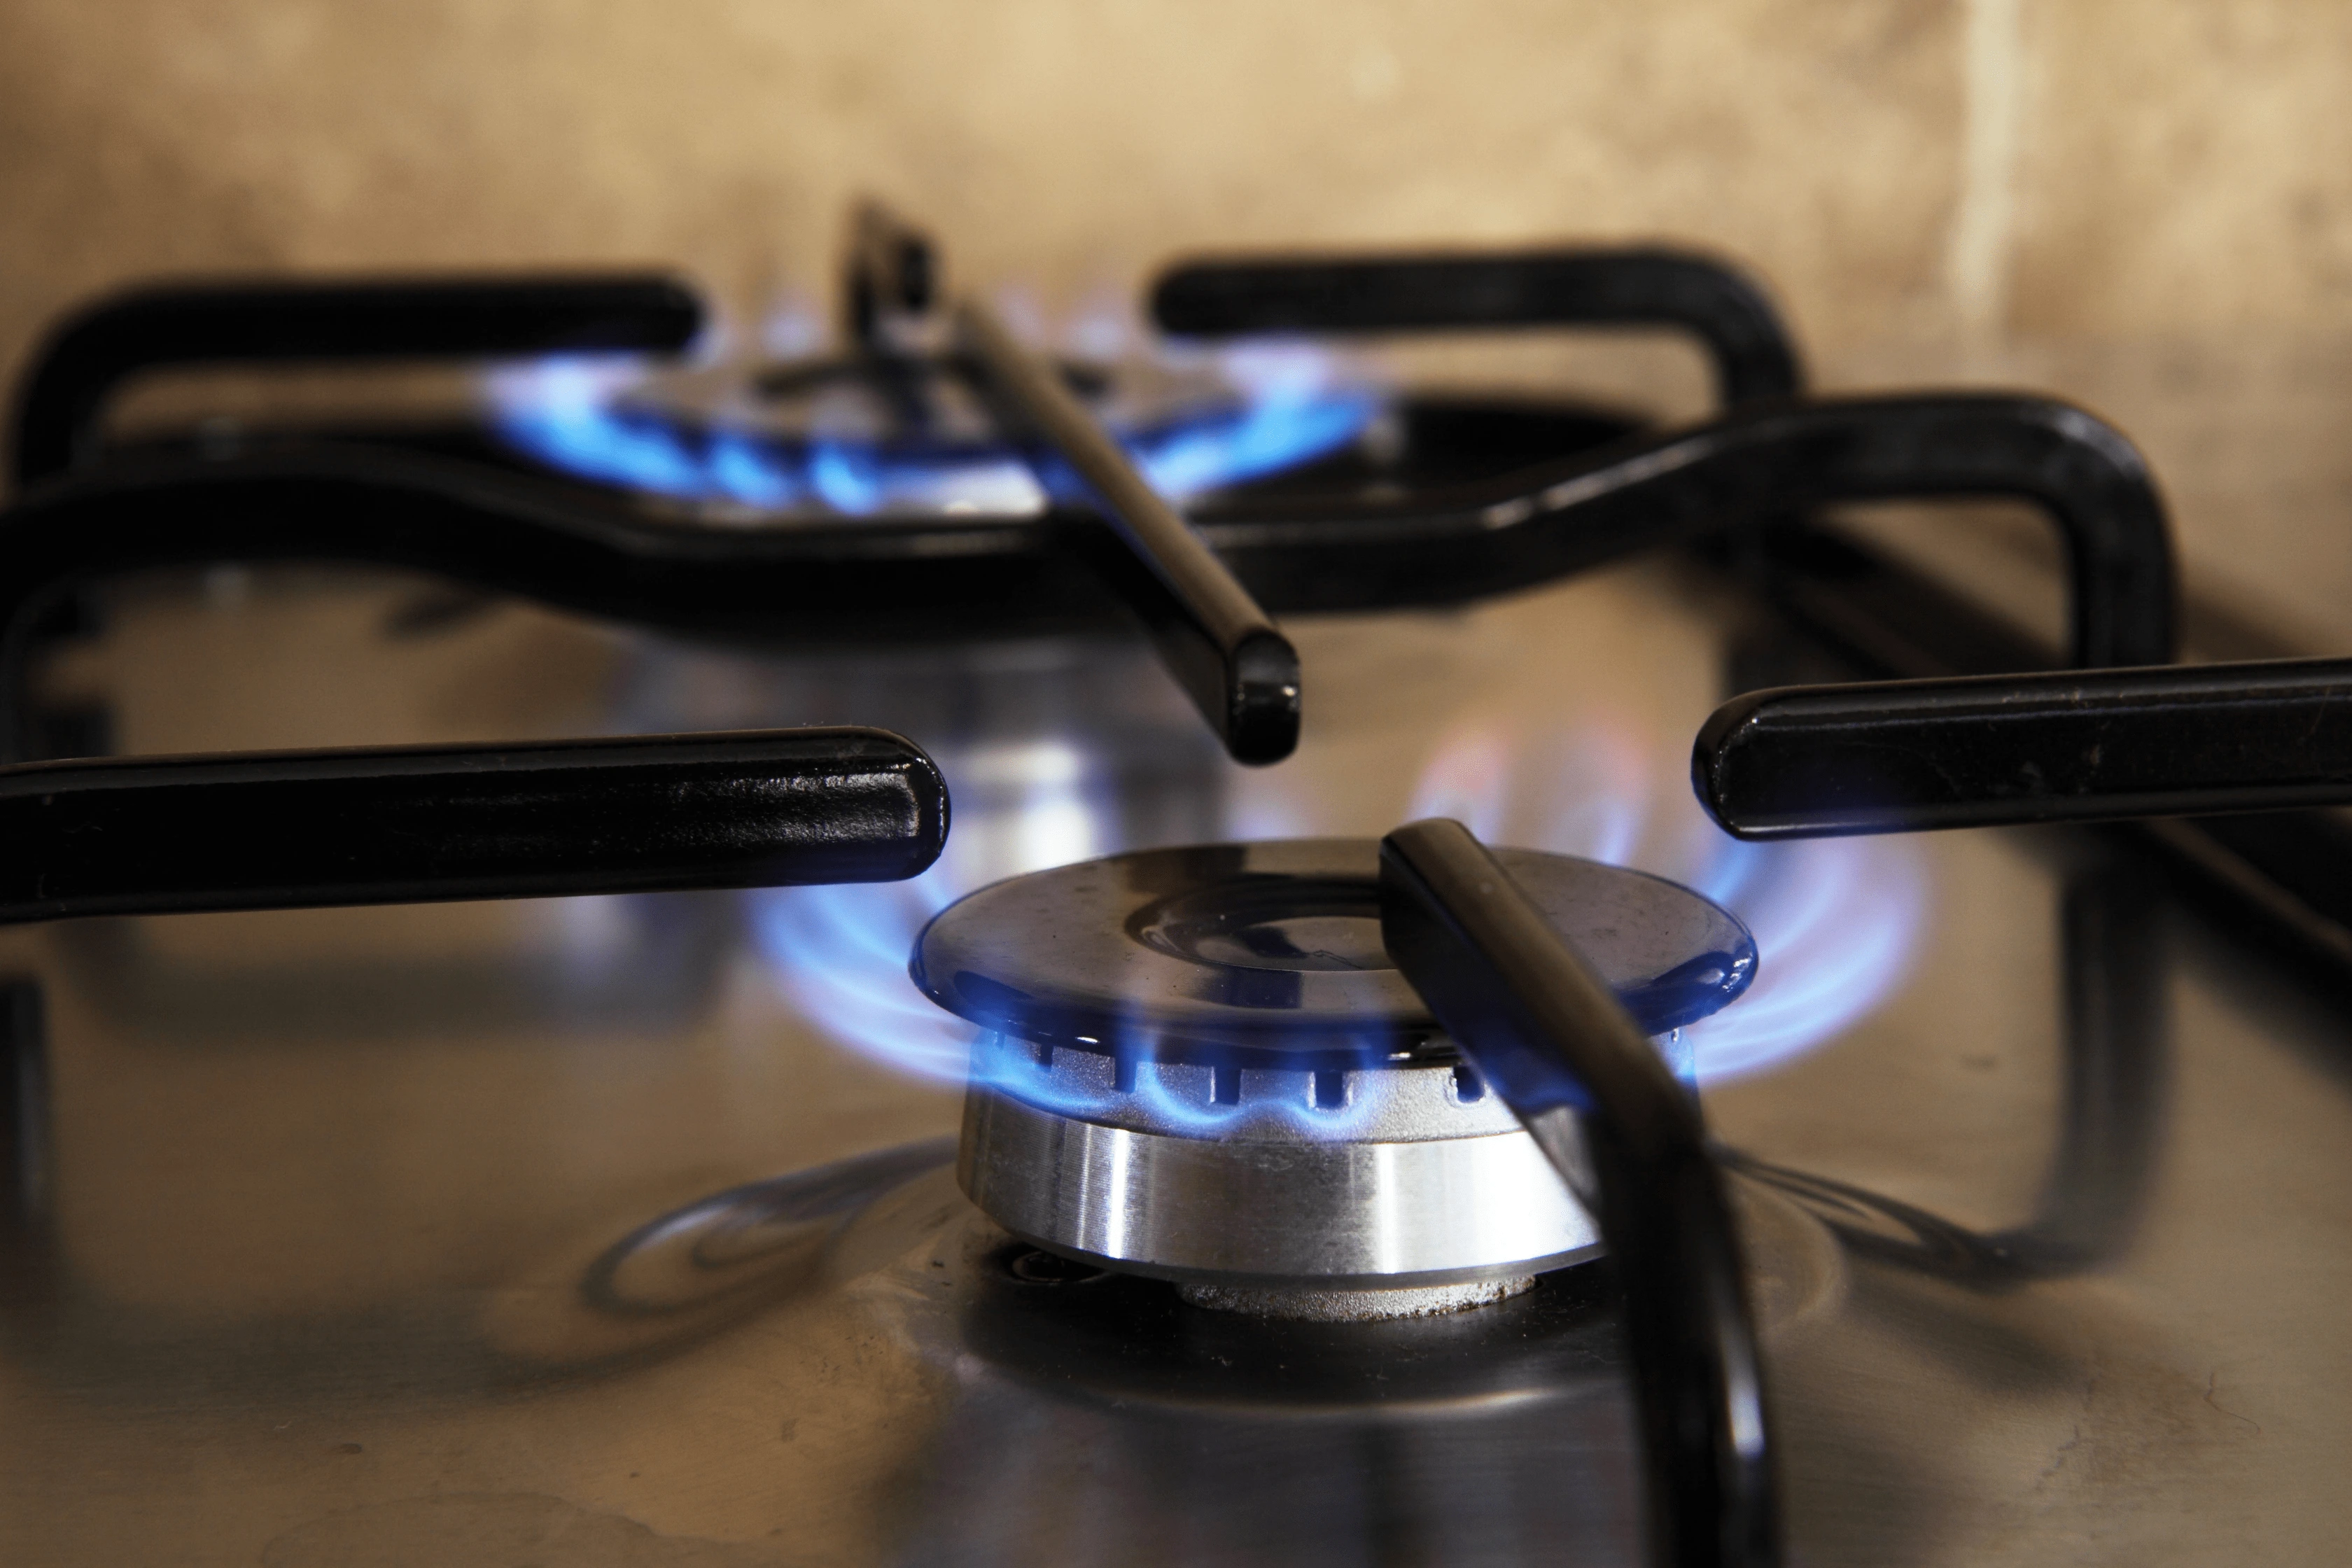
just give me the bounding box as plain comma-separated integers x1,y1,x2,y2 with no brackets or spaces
958,1085,1601,1290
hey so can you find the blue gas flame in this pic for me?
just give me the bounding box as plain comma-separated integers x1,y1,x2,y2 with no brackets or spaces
967,1037,1388,1141
1673,832,1925,1084
752,868,973,1081
750,736,1116,1084
1401,719,1926,1086
753,860,1404,1133
752,719,1928,1100
486,342,1380,515
752,720,1923,1102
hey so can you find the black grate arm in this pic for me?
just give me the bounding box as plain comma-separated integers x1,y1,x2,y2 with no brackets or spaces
955,298,1301,764
1379,818,1777,1568
1151,247,1803,408
1199,393,2176,669
844,200,939,348
1694,657,2352,839
9,273,704,491
0,727,946,922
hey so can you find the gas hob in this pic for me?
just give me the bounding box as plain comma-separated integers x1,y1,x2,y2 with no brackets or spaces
1,209,2346,1566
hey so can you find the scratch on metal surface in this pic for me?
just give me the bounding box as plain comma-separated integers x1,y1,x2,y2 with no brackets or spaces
2203,1371,2263,1436
2033,1423,2084,1490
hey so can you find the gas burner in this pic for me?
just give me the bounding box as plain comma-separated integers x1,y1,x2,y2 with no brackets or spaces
488,344,1382,522
914,839,1754,1318
482,201,1387,522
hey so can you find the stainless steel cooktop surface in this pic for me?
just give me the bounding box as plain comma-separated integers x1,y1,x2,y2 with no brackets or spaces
1,545,2341,1565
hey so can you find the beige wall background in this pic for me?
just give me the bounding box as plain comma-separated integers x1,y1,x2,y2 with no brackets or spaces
3,0,2348,640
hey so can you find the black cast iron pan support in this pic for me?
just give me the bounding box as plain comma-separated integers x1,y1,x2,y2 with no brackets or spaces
1380,818,1775,1568
0,389,2168,762
8,273,705,491
1695,658,2352,837
0,724,944,1298
0,389,2166,760
839,199,1301,763
0,726,946,923
1153,246,1802,408
1719,514,2352,993
10,232,1302,767
0,380,2167,685
1200,392,2174,669
955,298,1302,764
844,200,938,349
838,200,948,435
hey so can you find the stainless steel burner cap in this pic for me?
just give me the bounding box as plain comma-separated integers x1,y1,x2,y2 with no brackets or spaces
918,839,1756,1309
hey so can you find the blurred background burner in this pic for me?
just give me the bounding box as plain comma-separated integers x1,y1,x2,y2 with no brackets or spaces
486,329,1387,520
915,839,1756,1319
78,204,1704,530
474,202,1671,524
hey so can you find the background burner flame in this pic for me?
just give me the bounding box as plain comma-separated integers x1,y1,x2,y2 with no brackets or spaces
484,304,1381,516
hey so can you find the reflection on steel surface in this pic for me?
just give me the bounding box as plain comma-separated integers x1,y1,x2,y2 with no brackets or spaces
1730,851,2170,1284
482,1139,955,1368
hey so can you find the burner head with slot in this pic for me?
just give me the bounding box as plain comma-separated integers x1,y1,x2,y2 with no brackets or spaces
913,839,1755,1317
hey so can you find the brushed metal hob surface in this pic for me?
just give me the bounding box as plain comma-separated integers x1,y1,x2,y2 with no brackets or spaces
12,564,2352,1566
